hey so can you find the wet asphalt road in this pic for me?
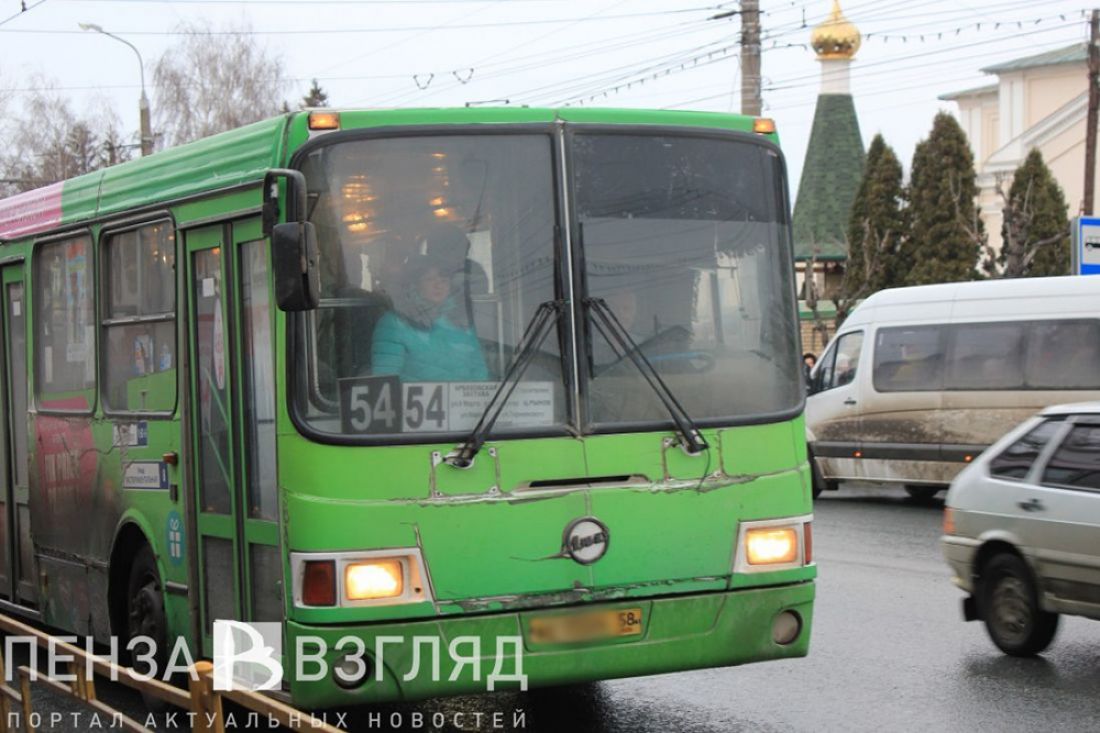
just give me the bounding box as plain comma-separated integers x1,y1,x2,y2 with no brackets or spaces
21,483,1100,731
361,484,1100,732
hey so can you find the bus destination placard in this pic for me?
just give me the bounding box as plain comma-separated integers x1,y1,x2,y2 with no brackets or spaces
338,376,554,435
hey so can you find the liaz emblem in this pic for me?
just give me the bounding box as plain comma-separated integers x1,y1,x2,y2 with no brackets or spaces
563,517,610,565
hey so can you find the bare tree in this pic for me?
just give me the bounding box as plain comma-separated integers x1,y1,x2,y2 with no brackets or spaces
802,246,832,353
0,78,131,195
994,188,1066,276
946,173,988,279
152,21,288,148
834,222,894,325
982,151,1071,278
0,73,9,132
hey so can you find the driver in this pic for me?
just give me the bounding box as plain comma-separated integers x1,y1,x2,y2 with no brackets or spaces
371,255,489,382
605,290,640,335
591,289,643,368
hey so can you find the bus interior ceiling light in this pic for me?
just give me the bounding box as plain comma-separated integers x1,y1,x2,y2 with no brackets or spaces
309,112,341,131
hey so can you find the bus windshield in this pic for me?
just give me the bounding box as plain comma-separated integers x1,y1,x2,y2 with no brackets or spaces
293,129,800,441
574,132,801,427
295,133,566,439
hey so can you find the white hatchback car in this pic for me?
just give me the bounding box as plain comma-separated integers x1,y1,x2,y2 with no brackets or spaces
943,403,1100,656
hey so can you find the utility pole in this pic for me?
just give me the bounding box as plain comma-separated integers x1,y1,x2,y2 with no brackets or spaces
1084,9,1099,214
740,0,762,116
79,23,154,157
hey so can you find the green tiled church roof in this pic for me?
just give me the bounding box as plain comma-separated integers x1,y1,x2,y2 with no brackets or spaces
792,93,865,261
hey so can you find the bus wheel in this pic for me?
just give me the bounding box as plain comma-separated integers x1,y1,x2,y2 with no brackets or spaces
904,485,940,502
980,553,1059,656
127,545,170,712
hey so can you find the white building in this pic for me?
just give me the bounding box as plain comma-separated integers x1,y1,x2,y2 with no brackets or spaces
941,44,1094,257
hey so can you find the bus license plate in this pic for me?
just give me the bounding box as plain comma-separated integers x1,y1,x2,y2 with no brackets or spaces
529,608,643,644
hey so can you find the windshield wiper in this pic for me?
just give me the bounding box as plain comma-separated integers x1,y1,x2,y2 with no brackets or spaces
586,297,709,455
446,299,564,468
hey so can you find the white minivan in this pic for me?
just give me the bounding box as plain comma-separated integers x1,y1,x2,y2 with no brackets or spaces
806,276,1100,499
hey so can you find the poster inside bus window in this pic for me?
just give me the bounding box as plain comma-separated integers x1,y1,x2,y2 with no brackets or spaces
337,376,554,435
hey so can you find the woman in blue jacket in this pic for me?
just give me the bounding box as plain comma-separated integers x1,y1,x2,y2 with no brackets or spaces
371,255,489,382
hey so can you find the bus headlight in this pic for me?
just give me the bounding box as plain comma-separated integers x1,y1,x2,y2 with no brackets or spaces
292,549,432,608
745,527,799,565
345,560,403,601
734,516,812,573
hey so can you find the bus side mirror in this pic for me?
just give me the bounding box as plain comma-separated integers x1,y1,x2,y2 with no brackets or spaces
264,168,320,311
272,221,320,311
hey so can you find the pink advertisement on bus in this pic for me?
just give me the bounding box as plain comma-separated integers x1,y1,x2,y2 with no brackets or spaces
0,182,63,239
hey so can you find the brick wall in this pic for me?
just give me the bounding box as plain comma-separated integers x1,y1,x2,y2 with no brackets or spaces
800,318,833,357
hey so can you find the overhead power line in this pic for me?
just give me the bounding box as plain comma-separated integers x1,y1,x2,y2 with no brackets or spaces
551,44,743,107
611,6,1085,113
0,6,729,35
54,0,560,3
0,0,47,29
358,16,721,107
764,18,1082,91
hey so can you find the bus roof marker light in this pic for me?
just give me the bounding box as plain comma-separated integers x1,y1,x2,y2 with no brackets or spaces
753,118,776,134
308,111,341,131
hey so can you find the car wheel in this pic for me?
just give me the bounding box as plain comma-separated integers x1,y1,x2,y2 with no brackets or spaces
810,454,826,499
980,553,1059,656
904,485,940,501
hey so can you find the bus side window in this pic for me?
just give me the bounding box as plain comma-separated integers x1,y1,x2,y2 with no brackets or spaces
34,234,96,412
102,222,176,414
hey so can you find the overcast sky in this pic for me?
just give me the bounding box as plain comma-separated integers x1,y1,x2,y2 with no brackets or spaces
0,0,1093,194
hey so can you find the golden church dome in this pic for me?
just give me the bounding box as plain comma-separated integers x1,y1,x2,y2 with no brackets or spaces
811,0,861,60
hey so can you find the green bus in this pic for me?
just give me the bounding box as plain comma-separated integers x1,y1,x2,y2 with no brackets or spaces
0,107,814,707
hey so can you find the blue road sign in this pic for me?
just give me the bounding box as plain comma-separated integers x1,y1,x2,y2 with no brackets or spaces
1074,215,1100,275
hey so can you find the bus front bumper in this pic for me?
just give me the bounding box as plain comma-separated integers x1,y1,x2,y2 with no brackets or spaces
284,582,814,708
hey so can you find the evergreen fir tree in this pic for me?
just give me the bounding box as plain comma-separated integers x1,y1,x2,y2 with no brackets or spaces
845,134,905,296
993,149,1070,277
902,112,982,285
301,79,330,109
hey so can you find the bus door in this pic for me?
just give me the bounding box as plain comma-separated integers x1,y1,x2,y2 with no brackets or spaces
0,263,34,607
187,221,281,655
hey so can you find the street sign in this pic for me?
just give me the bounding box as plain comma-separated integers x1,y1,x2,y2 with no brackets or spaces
1073,215,1100,274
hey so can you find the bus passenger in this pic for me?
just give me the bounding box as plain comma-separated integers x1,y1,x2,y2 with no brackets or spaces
370,255,489,382
425,222,490,296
